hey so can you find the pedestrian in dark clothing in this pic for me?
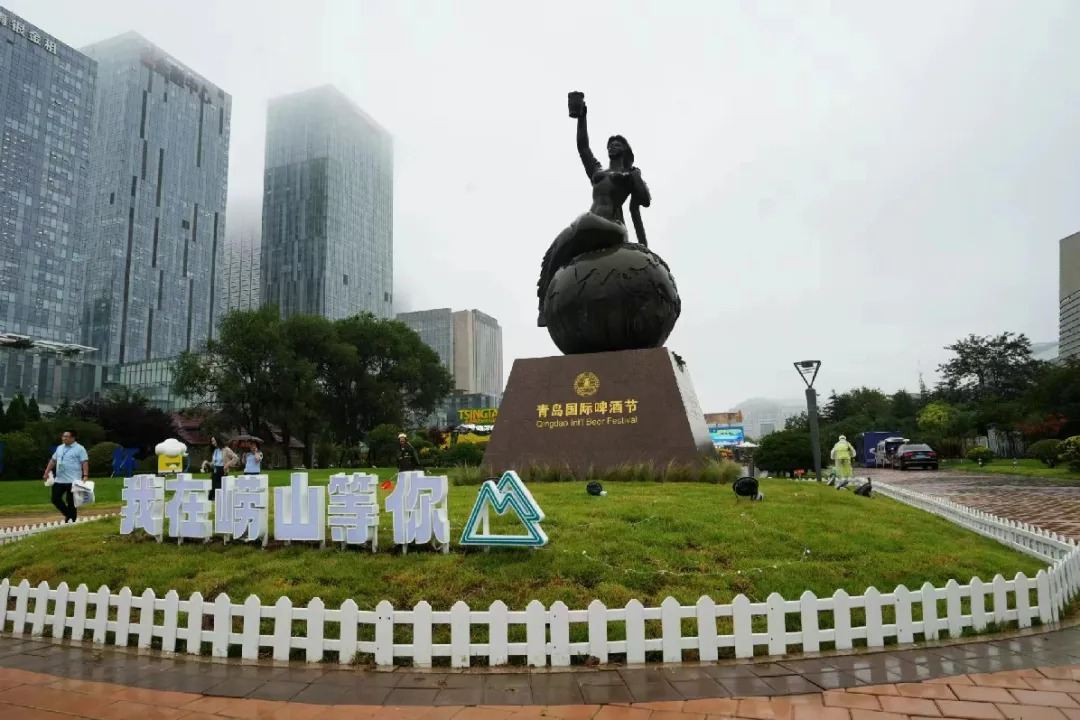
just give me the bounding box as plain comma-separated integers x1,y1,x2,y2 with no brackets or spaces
209,435,238,501
396,433,421,472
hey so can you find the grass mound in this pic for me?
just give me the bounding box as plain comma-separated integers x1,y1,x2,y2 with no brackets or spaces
0,480,1044,611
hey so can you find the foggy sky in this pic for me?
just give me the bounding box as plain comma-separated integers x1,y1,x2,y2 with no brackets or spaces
11,0,1079,411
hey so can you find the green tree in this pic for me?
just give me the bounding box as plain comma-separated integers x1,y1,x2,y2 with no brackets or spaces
820,387,905,440
914,400,975,457
51,399,73,419
844,387,892,423
971,399,1026,436
275,314,338,468
425,427,448,448
937,332,1044,404
1028,439,1063,468
1026,358,1080,438
21,419,106,457
755,429,818,475
319,314,454,444
890,390,918,423
74,387,177,457
0,396,5,432
0,431,40,479
365,424,403,466
444,441,485,467
917,401,955,435
26,396,41,422
172,305,291,442
314,440,341,468
1061,436,1080,472
175,308,454,461
784,412,809,431
4,394,28,432
822,391,851,424
87,442,122,477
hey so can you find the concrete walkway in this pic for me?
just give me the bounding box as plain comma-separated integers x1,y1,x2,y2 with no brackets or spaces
2,626,1080,718
2,650,1079,719
5,467,1080,717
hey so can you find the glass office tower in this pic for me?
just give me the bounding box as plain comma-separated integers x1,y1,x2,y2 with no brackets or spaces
223,230,261,314
452,309,503,398
262,85,393,320
0,7,98,404
0,7,96,344
396,308,504,397
80,33,231,365
396,308,454,372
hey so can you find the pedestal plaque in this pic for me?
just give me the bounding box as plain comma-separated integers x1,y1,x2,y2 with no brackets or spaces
483,347,713,476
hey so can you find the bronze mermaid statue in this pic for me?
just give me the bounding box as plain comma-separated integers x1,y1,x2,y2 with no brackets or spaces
536,95,653,327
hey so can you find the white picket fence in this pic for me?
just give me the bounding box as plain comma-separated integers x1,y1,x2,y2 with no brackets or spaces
0,485,1078,667
0,514,117,545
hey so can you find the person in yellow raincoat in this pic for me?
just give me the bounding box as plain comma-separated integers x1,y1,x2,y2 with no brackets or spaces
830,435,857,479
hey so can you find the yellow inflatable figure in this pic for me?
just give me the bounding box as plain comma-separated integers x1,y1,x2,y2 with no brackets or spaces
158,454,183,474
155,438,188,475
830,435,857,479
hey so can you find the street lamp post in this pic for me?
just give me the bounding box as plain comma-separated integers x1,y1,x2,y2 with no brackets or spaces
795,360,823,482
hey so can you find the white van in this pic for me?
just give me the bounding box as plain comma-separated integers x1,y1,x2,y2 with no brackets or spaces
874,437,907,468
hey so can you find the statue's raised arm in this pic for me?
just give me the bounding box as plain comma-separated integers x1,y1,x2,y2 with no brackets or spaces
569,92,602,180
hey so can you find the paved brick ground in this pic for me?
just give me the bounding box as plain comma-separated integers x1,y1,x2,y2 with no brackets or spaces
4,467,1080,717
4,652,1080,718
868,469,1080,540
2,626,1080,717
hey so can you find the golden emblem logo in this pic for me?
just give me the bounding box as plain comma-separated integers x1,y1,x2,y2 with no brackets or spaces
573,372,599,397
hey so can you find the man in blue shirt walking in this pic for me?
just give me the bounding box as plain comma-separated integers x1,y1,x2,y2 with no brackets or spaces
43,429,89,522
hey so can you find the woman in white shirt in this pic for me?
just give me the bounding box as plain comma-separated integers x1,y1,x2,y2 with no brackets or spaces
209,436,238,501
243,441,263,475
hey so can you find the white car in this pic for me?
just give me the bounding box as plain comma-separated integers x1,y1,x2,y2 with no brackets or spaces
874,437,907,468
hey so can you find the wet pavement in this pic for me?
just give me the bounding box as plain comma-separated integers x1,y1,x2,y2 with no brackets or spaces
3,630,1080,717
861,468,1080,540
4,467,1080,717
1,626,1080,712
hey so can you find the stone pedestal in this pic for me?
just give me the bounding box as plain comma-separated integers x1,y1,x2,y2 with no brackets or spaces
482,347,713,477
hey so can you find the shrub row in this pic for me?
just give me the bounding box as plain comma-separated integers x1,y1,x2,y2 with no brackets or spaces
451,459,743,486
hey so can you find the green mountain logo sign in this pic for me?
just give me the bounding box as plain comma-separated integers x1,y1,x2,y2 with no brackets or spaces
460,471,548,547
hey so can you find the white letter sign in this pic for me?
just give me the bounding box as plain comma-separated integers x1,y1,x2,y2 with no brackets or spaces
117,470,540,553
120,474,165,542
386,471,449,553
327,472,380,550
165,474,212,543
273,473,326,546
215,474,269,545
